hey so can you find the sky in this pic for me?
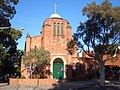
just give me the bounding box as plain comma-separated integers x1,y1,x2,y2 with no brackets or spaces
10,0,120,50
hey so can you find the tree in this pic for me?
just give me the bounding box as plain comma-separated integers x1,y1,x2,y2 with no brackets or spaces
13,49,23,77
0,0,19,27
67,40,77,55
0,28,22,81
71,0,120,85
0,0,21,82
22,47,50,79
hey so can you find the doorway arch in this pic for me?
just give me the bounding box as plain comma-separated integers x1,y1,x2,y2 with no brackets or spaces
53,58,64,79
50,56,66,79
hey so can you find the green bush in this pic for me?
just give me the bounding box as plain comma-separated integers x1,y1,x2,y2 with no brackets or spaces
20,75,26,79
16,76,20,79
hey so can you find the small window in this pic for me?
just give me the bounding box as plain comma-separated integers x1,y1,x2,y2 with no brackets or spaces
61,23,64,35
57,23,60,35
53,22,56,35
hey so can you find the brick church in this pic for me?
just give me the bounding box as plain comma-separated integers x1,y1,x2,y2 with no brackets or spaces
21,7,120,80
21,11,79,79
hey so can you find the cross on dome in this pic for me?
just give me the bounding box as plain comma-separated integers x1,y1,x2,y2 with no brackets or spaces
50,2,62,18
54,3,57,13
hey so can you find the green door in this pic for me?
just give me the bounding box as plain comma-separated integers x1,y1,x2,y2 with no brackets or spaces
53,58,64,79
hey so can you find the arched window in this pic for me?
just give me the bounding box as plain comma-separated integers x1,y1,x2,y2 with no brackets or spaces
61,23,64,35
53,22,56,35
57,23,60,35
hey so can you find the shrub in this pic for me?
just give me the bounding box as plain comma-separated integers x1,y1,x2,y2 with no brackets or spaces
16,76,20,79
20,75,26,79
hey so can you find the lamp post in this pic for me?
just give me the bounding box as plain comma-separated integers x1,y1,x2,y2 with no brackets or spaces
0,27,11,29
0,26,25,30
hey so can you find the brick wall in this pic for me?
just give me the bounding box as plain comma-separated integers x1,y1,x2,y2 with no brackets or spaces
9,78,56,86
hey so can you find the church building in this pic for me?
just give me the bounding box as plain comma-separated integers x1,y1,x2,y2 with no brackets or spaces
21,5,120,81
21,8,79,79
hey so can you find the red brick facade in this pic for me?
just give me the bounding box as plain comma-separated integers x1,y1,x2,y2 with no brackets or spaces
21,13,120,81
21,13,79,79
9,78,56,86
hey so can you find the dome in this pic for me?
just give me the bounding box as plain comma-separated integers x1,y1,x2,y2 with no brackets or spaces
50,13,62,18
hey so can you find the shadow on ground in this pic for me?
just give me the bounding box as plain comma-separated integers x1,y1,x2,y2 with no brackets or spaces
0,80,120,90
48,80,120,90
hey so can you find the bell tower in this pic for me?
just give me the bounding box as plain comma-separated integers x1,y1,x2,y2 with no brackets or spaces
41,11,72,54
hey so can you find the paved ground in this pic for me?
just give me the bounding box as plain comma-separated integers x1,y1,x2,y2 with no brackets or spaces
0,80,120,90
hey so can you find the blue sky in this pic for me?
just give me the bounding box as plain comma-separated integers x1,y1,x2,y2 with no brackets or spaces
10,0,120,50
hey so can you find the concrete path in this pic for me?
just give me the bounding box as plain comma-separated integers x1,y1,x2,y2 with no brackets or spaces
0,80,120,90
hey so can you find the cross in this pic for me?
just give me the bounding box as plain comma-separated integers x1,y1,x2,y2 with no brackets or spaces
54,3,57,13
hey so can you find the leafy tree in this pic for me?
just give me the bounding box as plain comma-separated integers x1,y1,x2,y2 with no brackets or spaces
13,49,23,77
0,0,21,82
0,0,19,27
67,40,77,55
0,28,22,80
22,47,50,79
71,0,120,85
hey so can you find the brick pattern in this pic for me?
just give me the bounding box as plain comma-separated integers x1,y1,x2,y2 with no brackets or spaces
22,17,78,79
22,15,120,80
9,78,56,86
